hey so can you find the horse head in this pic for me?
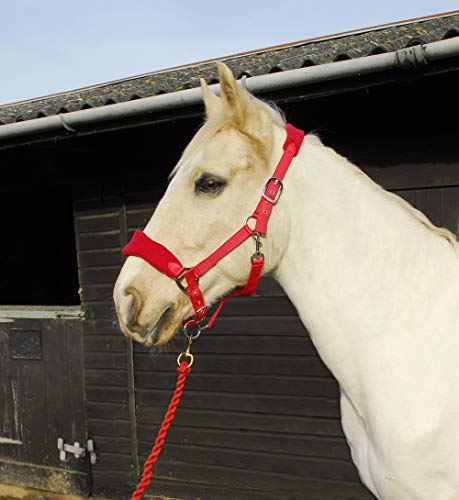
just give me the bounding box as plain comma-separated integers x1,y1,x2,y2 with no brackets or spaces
113,63,289,345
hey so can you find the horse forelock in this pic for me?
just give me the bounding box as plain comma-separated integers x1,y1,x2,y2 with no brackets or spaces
170,96,285,180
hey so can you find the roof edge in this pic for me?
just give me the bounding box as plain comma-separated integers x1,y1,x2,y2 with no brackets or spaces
1,9,458,109
1,36,459,150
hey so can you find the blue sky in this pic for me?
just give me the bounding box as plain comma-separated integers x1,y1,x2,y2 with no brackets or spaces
1,0,458,105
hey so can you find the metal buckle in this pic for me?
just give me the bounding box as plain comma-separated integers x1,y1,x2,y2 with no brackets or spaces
262,177,283,204
174,268,200,295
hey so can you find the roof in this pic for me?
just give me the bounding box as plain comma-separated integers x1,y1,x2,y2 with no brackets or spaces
1,11,458,126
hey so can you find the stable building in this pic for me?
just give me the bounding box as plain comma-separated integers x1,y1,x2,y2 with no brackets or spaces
0,11,458,500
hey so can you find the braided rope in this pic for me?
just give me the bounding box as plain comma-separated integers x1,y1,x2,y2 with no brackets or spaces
130,361,192,500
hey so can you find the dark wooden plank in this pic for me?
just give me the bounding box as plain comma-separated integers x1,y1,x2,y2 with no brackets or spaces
119,188,141,479
8,321,48,466
74,213,120,233
76,230,120,251
89,450,132,470
219,296,297,316
86,401,130,421
134,352,331,377
136,408,343,437
92,467,349,500
138,427,350,460
79,266,120,285
42,319,71,468
126,207,156,228
0,325,17,450
77,248,121,267
135,388,339,418
365,161,459,190
144,442,359,482
134,335,319,356
79,283,115,303
84,335,127,353
190,316,308,336
82,302,118,320
65,320,88,448
93,435,133,456
86,385,129,404
85,368,128,387
84,352,127,370
135,371,338,398
253,275,286,297
140,459,373,500
87,418,131,438
82,318,120,333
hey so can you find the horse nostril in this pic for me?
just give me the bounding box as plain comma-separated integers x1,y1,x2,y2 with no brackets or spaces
118,291,138,325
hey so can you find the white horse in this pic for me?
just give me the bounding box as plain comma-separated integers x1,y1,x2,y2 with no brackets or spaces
114,63,459,500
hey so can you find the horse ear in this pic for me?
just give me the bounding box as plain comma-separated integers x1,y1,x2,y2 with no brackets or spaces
200,78,222,118
217,62,251,126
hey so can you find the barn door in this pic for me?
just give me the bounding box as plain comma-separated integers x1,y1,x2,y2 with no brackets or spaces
0,311,91,496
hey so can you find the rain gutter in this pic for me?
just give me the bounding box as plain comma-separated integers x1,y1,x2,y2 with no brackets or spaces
0,36,458,148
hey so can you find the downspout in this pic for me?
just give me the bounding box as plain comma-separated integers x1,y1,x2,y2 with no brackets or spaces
0,36,458,147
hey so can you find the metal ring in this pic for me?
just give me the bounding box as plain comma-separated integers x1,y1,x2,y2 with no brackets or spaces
183,322,204,340
245,215,257,232
177,352,194,367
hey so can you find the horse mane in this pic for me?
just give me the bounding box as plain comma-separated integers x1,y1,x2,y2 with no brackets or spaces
308,134,459,259
386,191,459,258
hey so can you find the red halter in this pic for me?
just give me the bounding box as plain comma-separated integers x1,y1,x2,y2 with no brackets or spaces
122,124,304,333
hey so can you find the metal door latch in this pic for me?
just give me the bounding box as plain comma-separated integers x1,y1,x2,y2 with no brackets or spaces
57,438,97,464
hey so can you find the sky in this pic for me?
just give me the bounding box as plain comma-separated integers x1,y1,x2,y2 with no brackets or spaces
1,0,458,105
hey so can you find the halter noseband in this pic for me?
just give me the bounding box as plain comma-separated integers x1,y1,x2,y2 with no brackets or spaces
122,124,304,334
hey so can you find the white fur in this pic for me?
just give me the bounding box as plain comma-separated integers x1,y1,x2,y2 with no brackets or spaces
273,130,459,499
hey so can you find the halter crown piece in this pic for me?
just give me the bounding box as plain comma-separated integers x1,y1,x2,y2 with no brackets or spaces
122,124,304,334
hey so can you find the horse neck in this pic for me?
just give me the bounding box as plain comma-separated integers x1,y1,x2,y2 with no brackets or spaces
272,131,455,401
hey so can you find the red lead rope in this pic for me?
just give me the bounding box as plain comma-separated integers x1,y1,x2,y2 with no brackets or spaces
130,361,192,500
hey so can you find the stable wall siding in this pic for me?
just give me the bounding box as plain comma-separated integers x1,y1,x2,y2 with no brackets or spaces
74,184,135,490
73,164,459,500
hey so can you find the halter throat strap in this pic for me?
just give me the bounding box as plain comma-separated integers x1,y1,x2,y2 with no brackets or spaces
122,123,304,329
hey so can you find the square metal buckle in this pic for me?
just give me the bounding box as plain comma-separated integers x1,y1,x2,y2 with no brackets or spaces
262,177,283,204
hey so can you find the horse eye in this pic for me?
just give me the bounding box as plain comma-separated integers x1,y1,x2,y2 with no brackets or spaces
195,174,226,194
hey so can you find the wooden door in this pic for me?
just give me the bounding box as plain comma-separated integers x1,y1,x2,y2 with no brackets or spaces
0,311,91,496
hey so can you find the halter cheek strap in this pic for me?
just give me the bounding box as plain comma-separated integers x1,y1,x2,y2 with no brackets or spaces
122,123,305,331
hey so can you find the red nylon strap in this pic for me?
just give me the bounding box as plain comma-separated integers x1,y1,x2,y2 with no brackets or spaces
183,269,207,323
193,225,253,277
252,124,304,234
205,255,264,329
122,230,185,278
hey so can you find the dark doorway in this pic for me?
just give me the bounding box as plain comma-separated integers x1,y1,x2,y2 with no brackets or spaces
0,184,80,305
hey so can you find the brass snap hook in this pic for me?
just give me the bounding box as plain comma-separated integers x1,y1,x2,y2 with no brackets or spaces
177,333,194,367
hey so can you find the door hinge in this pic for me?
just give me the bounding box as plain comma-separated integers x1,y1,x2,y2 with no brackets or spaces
57,438,97,464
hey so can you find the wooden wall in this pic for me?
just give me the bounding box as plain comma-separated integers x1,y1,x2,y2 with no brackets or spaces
73,149,458,499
